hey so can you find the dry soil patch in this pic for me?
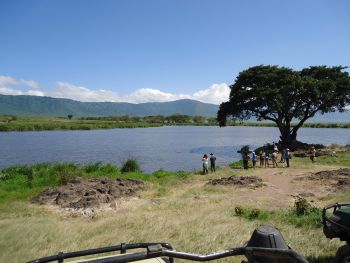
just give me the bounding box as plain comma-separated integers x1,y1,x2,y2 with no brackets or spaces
207,175,264,189
32,177,145,213
307,168,350,191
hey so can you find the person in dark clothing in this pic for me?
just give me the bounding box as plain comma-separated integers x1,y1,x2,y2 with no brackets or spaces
210,153,216,172
243,152,250,170
285,148,291,168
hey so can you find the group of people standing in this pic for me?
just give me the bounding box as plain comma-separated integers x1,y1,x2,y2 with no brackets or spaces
201,144,317,173
243,144,292,170
202,153,216,174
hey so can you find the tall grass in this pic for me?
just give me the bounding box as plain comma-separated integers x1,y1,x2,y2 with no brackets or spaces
0,162,193,203
233,202,323,229
121,159,141,173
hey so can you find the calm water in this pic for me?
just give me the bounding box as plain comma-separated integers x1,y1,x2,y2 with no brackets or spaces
0,126,349,173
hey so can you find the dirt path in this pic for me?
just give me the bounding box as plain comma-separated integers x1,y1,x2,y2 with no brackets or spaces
213,165,343,209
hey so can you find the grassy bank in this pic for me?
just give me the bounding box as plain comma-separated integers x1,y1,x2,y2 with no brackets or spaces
0,162,191,203
1,153,350,262
1,115,350,131
0,116,162,131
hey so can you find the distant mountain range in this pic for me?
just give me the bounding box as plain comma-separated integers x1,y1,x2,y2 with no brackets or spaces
0,94,349,122
0,95,218,117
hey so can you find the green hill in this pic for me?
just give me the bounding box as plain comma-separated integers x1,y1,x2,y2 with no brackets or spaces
0,95,219,117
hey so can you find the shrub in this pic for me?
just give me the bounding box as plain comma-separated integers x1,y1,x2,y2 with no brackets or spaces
294,197,312,216
99,163,119,174
84,162,102,173
233,205,269,221
121,159,140,173
58,170,75,185
234,205,244,216
249,208,261,219
24,169,34,187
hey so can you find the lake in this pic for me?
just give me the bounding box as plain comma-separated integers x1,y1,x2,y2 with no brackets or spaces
0,126,349,173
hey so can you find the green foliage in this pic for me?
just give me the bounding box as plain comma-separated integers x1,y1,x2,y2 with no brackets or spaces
277,207,322,229
233,202,322,229
234,205,244,216
84,162,103,173
99,163,119,174
1,113,349,132
316,151,350,167
233,205,269,220
0,162,120,202
230,160,253,168
0,161,195,203
218,65,350,148
121,159,141,173
294,197,312,216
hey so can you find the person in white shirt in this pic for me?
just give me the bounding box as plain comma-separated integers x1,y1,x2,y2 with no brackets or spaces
202,154,209,174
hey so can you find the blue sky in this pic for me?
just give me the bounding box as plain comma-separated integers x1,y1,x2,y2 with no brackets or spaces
0,0,349,104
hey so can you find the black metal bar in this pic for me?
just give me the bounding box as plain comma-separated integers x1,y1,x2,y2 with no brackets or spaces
58,246,309,263
81,252,149,263
27,243,173,263
120,243,126,254
27,243,309,263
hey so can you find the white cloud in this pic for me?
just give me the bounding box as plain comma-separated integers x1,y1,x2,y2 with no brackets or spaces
192,83,230,104
0,76,43,96
0,76,231,105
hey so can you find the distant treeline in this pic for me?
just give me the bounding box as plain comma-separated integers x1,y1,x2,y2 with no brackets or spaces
0,114,349,132
79,114,218,124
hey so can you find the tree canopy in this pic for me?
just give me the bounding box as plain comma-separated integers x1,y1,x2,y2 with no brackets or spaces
218,65,350,149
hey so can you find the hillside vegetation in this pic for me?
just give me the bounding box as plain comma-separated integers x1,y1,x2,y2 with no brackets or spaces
1,95,350,123
0,95,218,117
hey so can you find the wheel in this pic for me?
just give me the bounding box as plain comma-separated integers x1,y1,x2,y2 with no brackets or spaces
336,245,350,263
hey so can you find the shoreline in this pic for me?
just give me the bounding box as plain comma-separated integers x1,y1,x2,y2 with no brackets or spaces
1,120,350,132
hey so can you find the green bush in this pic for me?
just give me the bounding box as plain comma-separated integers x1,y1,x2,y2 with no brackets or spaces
233,205,269,221
121,159,141,173
99,163,119,174
234,205,244,216
294,197,312,216
84,162,102,173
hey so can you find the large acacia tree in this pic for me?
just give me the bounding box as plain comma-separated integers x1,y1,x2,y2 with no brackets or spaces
218,65,350,149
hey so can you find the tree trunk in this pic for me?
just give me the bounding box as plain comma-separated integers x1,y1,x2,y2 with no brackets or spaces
278,124,298,150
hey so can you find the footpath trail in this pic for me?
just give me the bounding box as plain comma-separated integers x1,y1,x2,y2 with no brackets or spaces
209,164,343,209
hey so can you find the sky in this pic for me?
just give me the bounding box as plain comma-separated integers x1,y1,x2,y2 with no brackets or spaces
0,0,349,104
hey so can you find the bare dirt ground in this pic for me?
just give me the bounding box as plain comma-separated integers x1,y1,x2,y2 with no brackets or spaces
31,164,350,216
207,175,264,188
206,165,349,209
32,177,145,216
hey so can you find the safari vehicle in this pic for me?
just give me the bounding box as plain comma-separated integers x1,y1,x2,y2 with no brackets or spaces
27,225,309,263
323,202,350,263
